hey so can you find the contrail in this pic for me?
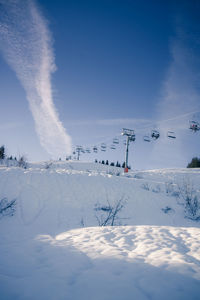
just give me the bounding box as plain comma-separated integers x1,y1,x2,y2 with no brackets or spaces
0,0,72,158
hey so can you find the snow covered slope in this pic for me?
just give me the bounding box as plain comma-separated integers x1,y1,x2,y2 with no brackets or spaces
0,161,200,299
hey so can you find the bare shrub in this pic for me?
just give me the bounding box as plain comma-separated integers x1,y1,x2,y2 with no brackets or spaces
115,171,121,176
45,162,53,169
161,206,174,214
94,197,127,226
163,181,180,199
18,156,28,169
0,198,16,217
152,184,161,193
141,182,150,191
134,173,143,179
106,170,121,177
165,181,174,194
178,178,200,220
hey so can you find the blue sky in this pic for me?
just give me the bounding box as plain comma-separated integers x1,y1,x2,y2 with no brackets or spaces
0,0,200,169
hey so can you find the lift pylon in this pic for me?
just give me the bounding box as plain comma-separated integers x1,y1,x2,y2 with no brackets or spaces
121,128,135,172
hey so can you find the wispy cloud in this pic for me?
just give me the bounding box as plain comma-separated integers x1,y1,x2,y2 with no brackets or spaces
66,117,153,129
153,4,200,167
158,8,200,122
0,0,72,157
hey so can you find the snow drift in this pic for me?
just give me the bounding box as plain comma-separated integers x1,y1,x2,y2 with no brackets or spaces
0,161,200,299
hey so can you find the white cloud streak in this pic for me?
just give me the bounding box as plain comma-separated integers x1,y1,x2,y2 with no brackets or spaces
158,38,200,121
153,7,200,168
0,0,72,157
158,3,200,123
66,117,152,128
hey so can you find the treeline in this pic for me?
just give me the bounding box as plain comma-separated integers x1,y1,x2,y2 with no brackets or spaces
95,159,131,169
0,145,17,161
0,145,27,168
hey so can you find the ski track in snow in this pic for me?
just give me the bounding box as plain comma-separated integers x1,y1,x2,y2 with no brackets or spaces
0,162,200,299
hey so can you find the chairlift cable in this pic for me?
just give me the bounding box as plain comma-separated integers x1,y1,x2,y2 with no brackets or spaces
72,107,200,153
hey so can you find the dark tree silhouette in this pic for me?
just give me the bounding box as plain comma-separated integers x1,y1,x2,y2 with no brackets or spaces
0,145,5,160
187,157,200,168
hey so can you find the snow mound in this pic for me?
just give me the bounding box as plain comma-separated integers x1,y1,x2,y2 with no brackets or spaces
1,226,200,300
0,161,200,299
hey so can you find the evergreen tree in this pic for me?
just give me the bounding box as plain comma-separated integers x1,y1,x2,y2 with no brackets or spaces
116,161,121,167
0,145,5,160
187,157,200,168
106,160,109,165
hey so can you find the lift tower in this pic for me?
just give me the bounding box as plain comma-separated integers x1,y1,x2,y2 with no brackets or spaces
121,128,136,173
76,145,83,160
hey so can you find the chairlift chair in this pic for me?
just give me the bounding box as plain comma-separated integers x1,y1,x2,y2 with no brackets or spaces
101,143,107,151
129,135,136,142
121,128,135,136
93,146,98,153
121,128,135,142
151,130,160,140
113,138,119,144
110,144,116,150
167,131,176,139
189,121,200,132
143,135,151,142
76,146,82,152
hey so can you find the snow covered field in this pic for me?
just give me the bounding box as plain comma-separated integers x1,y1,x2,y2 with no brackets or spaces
0,161,200,299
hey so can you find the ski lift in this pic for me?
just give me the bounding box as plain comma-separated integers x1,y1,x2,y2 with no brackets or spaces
129,135,136,142
167,131,176,139
76,145,82,152
110,144,116,150
75,145,83,160
189,121,200,132
101,143,107,151
93,146,98,153
151,130,160,140
121,128,135,142
113,138,119,144
143,135,151,142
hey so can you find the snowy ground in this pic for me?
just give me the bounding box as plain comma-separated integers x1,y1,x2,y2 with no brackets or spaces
0,161,200,299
